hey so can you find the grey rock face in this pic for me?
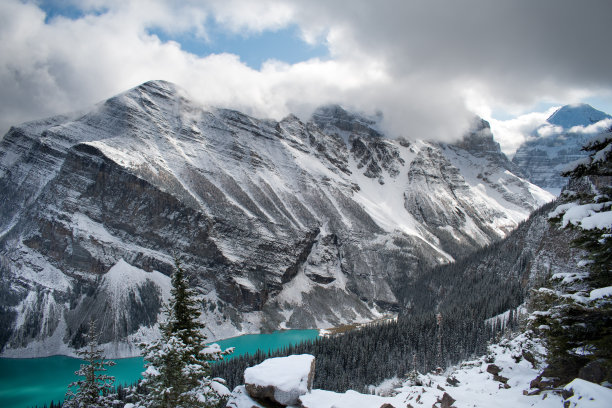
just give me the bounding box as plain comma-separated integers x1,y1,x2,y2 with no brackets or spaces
512,133,593,190
311,104,384,140
0,81,551,357
454,118,524,176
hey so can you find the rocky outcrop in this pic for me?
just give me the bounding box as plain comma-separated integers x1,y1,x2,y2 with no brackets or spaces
435,392,456,408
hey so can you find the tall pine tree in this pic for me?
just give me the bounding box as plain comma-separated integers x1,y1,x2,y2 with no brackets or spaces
63,319,116,408
138,258,232,408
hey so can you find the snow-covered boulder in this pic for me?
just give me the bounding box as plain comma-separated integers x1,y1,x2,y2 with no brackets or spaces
563,378,612,407
244,354,315,406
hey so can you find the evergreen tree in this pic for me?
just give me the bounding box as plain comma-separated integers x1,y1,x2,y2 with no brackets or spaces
138,258,232,408
63,319,116,408
532,130,612,385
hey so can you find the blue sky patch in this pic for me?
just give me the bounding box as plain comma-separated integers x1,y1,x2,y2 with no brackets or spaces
38,1,328,69
39,1,107,23
148,22,328,69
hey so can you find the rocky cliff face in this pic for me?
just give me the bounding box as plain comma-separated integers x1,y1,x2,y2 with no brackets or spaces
0,80,552,357
512,104,611,192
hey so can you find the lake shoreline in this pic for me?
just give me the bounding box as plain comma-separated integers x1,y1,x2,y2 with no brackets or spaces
0,328,325,360
0,329,320,408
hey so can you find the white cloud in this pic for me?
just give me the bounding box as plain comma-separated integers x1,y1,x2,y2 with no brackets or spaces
1,0,611,148
536,124,564,138
209,0,295,33
488,107,559,156
568,118,612,135
489,113,612,158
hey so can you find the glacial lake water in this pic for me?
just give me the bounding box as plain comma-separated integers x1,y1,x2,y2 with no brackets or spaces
0,329,320,408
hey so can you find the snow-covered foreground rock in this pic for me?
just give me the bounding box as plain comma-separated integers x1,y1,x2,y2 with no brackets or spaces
227,334,611,408
563,379,612,408
228,354,315,407
244,354,315,406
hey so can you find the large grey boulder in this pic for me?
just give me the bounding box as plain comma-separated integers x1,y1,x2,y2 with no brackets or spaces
244,354,315,406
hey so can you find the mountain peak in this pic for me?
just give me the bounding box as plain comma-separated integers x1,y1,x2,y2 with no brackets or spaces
128,79,181,100
546,103,611,129
311,104,383,140
453,117,500,155
138,79,178,91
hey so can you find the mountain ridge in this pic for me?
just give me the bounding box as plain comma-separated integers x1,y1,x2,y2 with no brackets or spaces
0,80,553,357
512,103,612,192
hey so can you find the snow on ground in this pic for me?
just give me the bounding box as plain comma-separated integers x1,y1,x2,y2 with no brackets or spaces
348,140,455,262
299,334,564,408
9,242,73,292
203,308,264,344
1,317,73,358
484,306,527,329
349,141,421,238
300,389,397,408
564,379,612,408
227,332,607,408
550,202,611,229
103,259,172,302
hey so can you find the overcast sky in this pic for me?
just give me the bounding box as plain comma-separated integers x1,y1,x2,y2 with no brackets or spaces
1,0,611,154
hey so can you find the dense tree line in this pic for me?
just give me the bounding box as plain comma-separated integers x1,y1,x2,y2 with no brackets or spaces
396,201,558,319
212,201,550,392
212,310,514,392
211,221,535,393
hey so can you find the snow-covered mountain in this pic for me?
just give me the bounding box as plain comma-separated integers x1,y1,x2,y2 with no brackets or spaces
512,104,612,193
546,103,611,129
0,80,552,357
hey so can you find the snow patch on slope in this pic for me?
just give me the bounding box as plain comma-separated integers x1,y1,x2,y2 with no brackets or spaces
102,259,171,304
564,379,612,408
232,332,610,408
443,145,554,226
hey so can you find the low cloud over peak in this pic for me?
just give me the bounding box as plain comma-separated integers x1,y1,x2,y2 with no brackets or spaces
1,0,611,147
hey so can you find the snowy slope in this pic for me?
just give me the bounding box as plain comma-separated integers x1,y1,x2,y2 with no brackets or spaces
229,332,610,408
0,81,552,357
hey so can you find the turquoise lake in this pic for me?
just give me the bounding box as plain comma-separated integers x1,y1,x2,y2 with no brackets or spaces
0,329,319,408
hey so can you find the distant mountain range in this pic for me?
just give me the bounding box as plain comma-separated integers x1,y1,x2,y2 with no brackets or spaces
512,103,612,193
0,80,552,357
